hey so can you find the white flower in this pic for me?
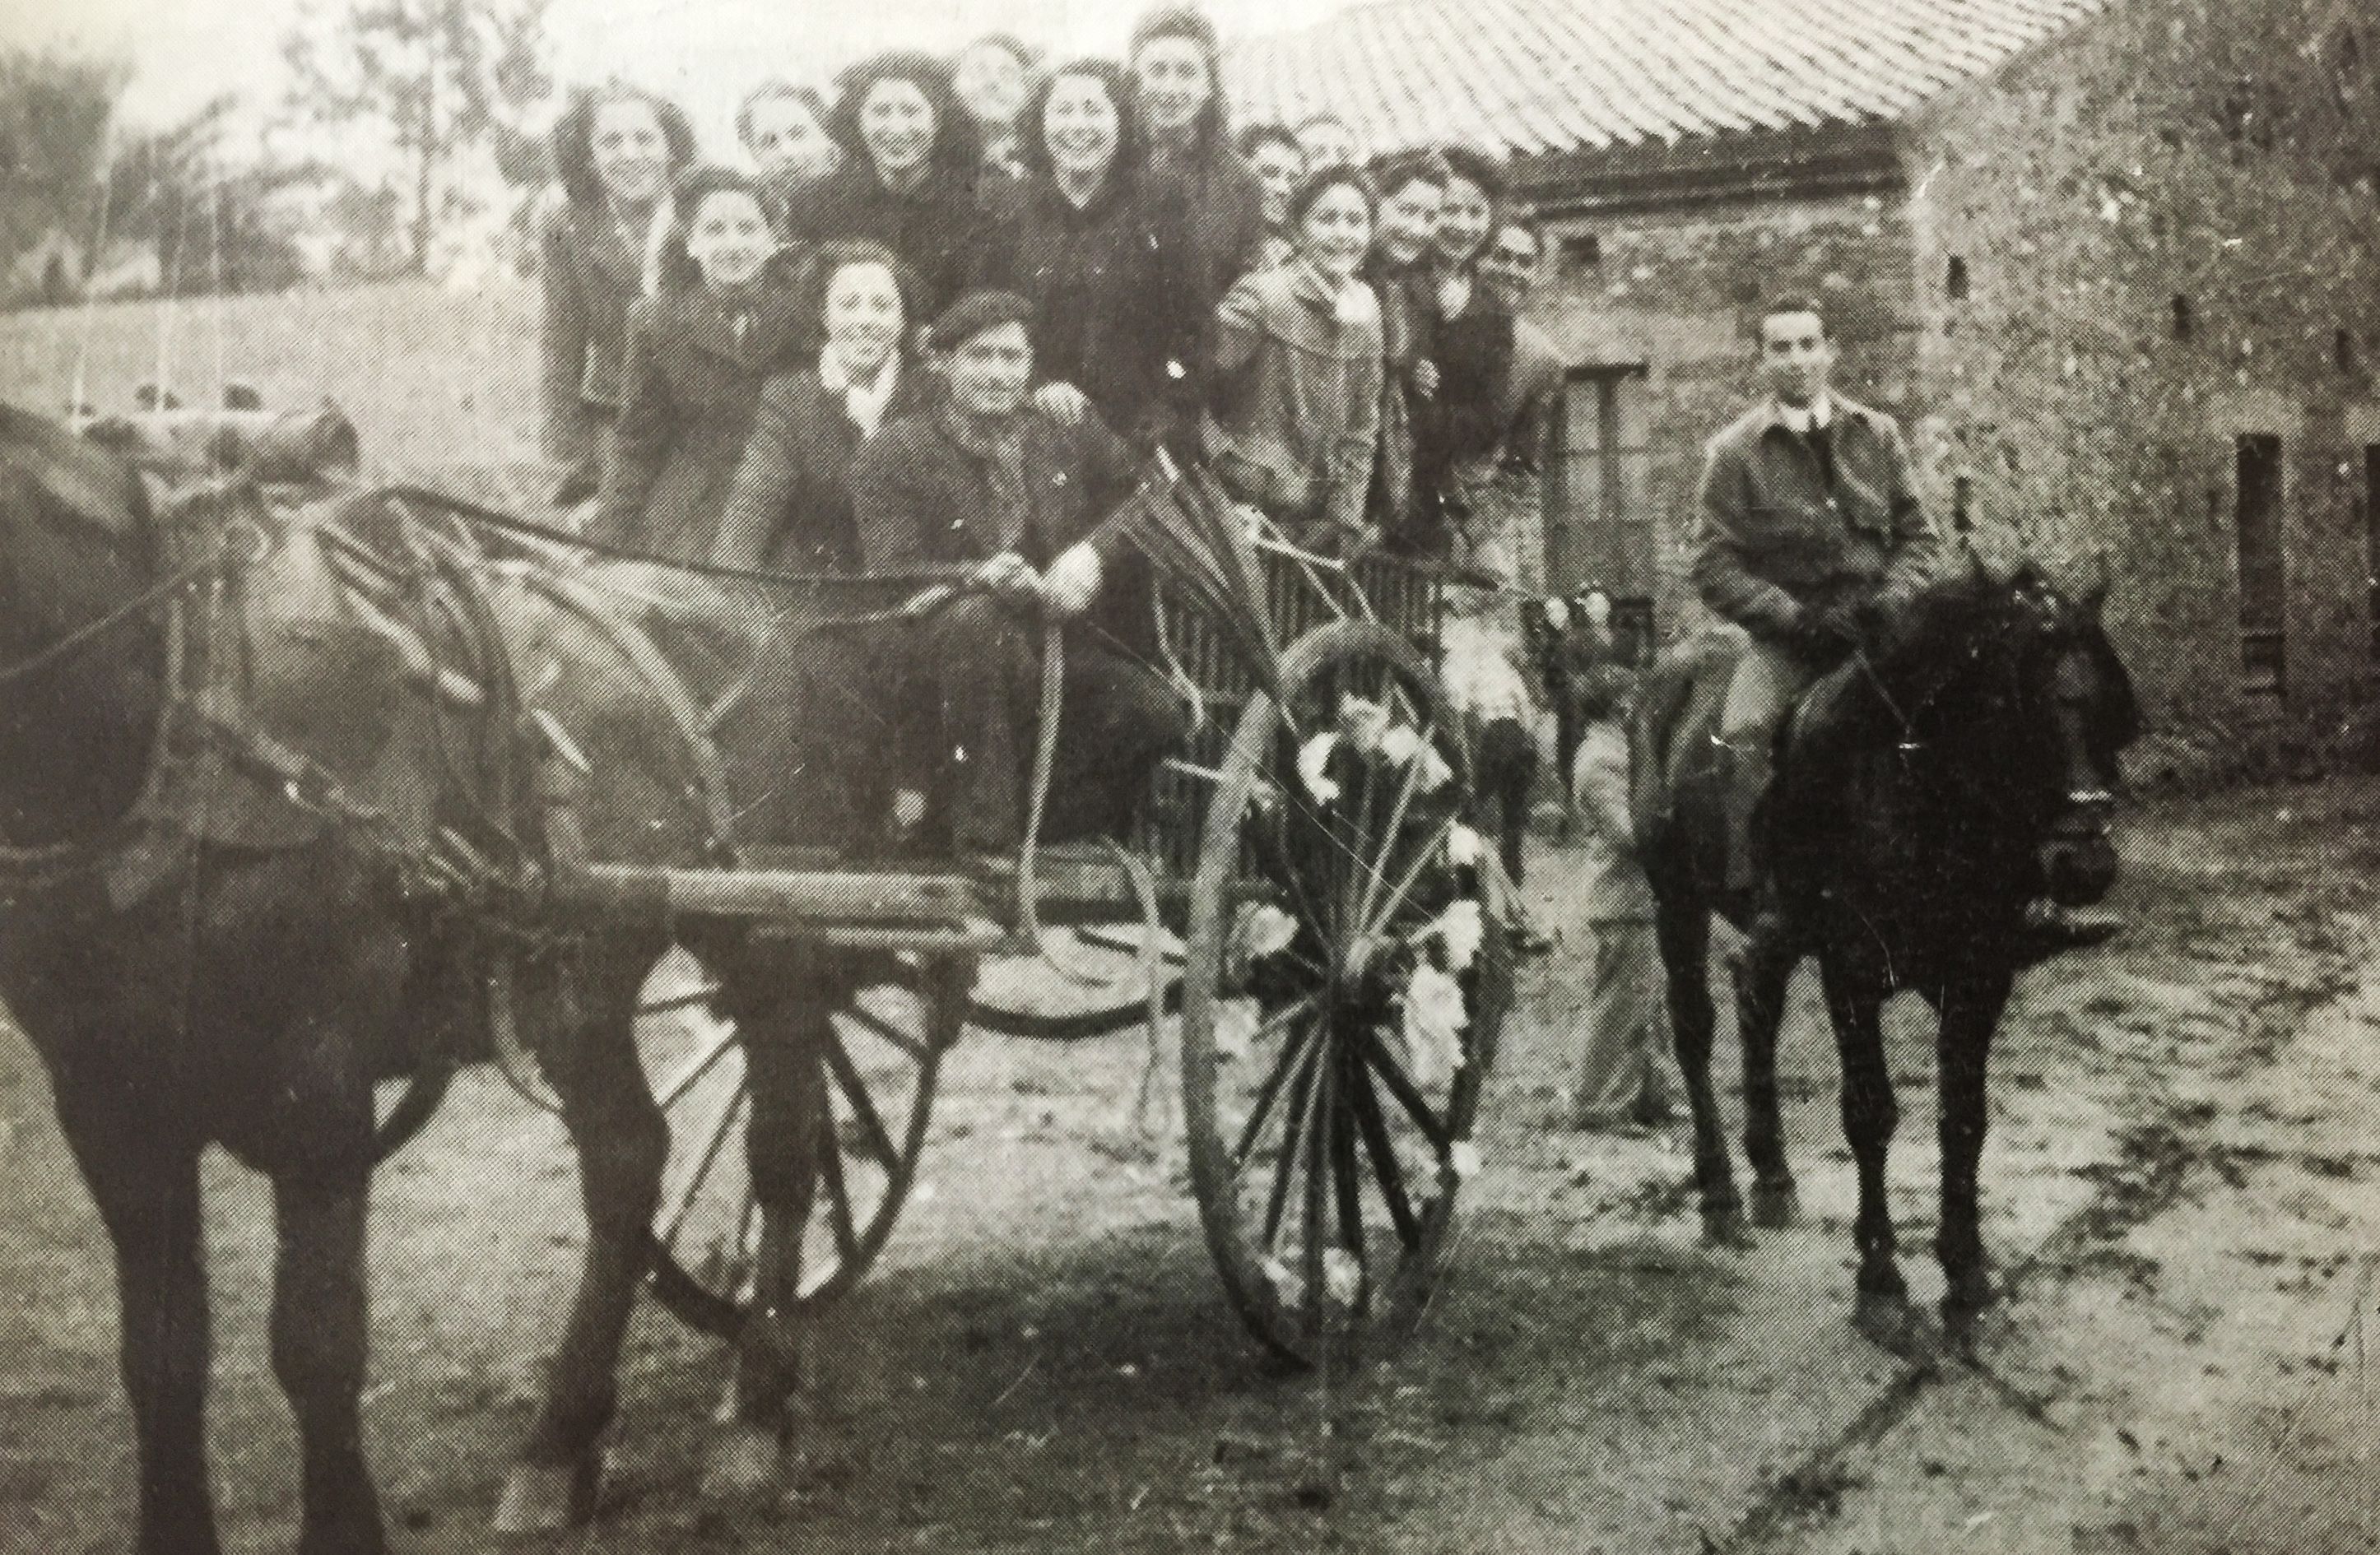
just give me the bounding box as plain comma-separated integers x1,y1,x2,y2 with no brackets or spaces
1297,731,1342,804
1399,964,1470,1088
1430,898,1485,973
1544,597,1570,631
1214,997,1259,1062
1234,903,1299,963
1417,745,1455,792
1321,1246,1365,1311
1447,823,1485,866
1449,1140,1484,1181
1338,694,1391,753
1378,723,1425,768
1260,1254,1304,1308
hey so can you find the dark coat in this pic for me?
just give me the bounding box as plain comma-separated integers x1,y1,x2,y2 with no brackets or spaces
974,173,1176,447
593,284,811,561
1690,394,1941,638
1141,138,1267,442
850,402,1139,575
788,163,987,318
538,195,648,470
1363,256,1435,535
710,362,935,572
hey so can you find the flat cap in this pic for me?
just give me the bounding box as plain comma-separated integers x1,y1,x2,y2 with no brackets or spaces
928,289,1034,353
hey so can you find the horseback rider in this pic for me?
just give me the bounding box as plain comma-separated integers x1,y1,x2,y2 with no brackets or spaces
1695,294,2119,951
1695,295,1935,899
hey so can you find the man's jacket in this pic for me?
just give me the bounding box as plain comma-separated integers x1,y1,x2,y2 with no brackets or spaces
1690,394,1939,638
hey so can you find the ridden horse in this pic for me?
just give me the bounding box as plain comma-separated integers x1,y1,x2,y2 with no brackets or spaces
1631,555,2139,1344
0,403,830,1552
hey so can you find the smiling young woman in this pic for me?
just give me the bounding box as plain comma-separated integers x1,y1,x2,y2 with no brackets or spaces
1203,165,1388,554
541,81,697,506
787,51,988,317
973,58,1177,450
591,165,809,560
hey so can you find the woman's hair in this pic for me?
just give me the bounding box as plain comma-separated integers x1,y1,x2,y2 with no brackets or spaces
828,50,982,182
651,165,777,293
1369,146,1454,199
1286,164,1378,229
735,79,834,151
1016,58,1143,179
1234,123,1303,164
1127,4,1231,154
551,81,698,209
1439,144,1508,207
793,239,927,350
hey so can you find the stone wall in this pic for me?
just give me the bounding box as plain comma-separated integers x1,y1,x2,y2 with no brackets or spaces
1904,0,2380,744
1513,0,2380,753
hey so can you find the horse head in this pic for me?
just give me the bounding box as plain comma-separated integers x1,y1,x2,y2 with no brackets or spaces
0,404,172,844
1851,547,2140,910
2010,550,2138,907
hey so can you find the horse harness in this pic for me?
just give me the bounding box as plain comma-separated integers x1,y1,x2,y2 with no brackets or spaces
0,475,583,933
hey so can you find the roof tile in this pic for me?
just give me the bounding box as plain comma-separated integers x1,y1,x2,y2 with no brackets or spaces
1230,0,2110,156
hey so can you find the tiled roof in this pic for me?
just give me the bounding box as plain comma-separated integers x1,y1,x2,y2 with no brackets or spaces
1227,0,2111,159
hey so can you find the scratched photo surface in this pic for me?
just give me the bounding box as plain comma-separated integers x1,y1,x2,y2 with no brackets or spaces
2,0,2379,1551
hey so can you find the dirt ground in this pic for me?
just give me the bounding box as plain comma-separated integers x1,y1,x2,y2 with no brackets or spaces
7,775,2380,1554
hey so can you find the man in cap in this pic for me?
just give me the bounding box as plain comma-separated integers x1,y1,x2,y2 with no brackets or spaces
852,289,1192,860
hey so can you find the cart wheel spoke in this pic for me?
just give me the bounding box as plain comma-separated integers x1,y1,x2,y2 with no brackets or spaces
1229,1000,1324,1172
1362,1037,1455,1154
819,1031,900,1171
659,1085,748,1248
653,1019,742,1109
838,996,934,1063
816,1088,864,1264
1329,1050,1369,1276
1349,1061,1425,1250
1259,1039,1327,1252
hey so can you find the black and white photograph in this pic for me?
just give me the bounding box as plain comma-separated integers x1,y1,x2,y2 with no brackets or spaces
0,0,2377,1549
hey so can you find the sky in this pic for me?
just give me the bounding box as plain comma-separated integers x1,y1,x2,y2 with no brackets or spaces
3,0,1352,142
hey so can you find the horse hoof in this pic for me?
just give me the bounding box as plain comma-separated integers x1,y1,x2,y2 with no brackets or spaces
1749,1179,1800,1229
701,1424,786,1502
1853,1290,1934,1364
492,1456,600,1534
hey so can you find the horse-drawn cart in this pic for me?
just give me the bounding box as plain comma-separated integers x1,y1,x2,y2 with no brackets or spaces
67,404,1512,1368
509,499,1513,1368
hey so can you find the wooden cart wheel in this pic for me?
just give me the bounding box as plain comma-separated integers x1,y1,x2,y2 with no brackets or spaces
1182,620,1512,1367
643,950,970,1339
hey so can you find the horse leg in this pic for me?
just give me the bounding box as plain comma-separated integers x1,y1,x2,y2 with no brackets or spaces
495,946,667,1534
704,954,830,1499
1656,900,1741,1244
272,1171,387,1555
57,1108,218,1555
1735,913,1801,1227
1820,960,1911,1340
1933,970,2014,1343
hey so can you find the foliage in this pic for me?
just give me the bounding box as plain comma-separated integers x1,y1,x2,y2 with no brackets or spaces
109,97,310,297
277,0,558,277
0,49,130,284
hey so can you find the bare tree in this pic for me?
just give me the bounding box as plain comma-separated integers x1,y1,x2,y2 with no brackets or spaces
113,96,309,296
277,0,555,276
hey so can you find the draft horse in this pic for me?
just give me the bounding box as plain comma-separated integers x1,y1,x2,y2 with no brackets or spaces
1632,554,2140,1343
0,403,834,1553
